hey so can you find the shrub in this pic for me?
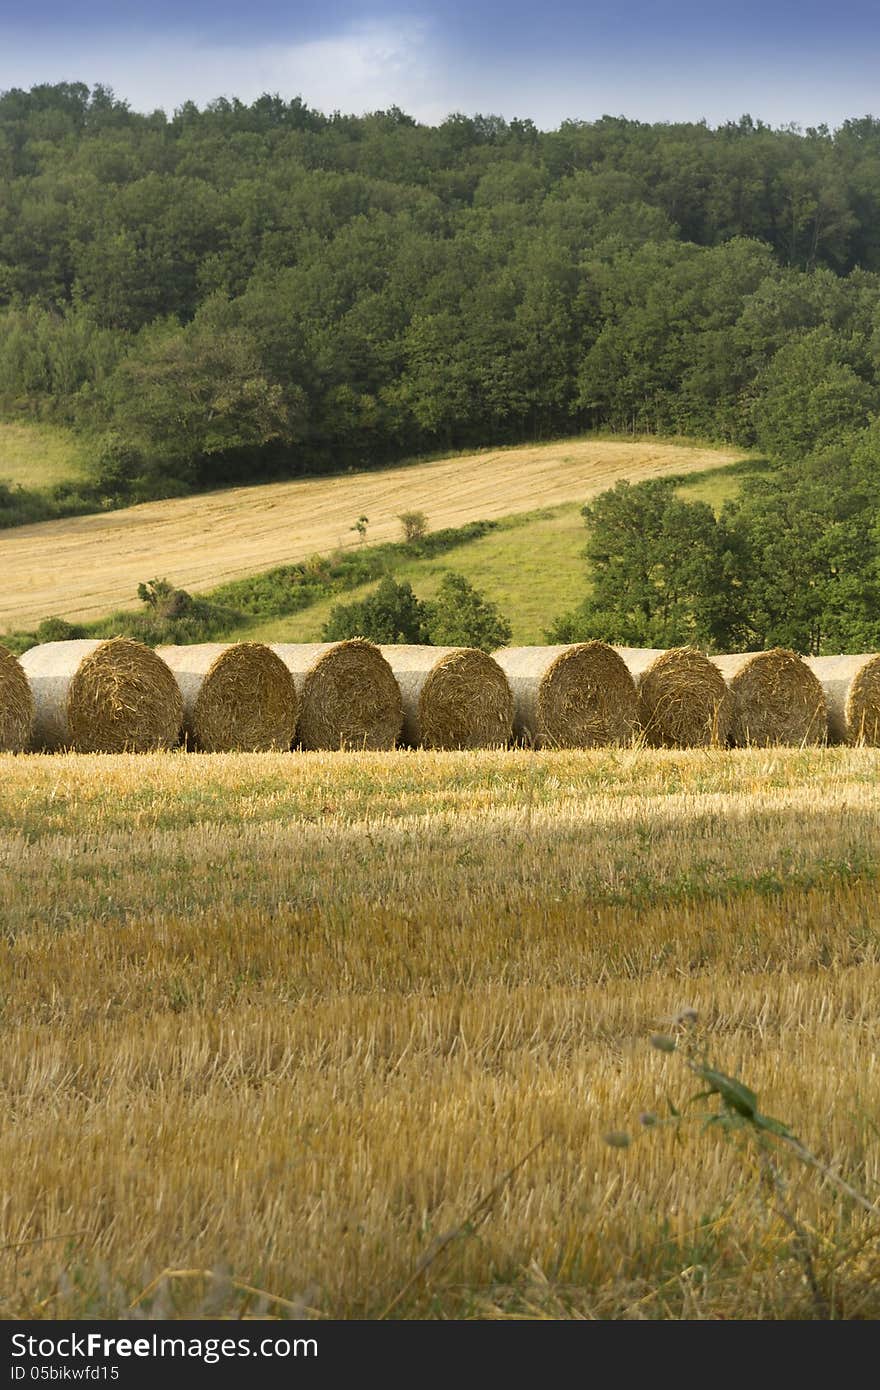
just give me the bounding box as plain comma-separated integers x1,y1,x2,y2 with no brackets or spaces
398,510,428,542
322,576,426,643
422,572,512,652
35,617,87,643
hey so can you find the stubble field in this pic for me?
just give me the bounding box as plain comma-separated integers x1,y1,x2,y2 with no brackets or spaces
0,438,739,629
2,747,880,1319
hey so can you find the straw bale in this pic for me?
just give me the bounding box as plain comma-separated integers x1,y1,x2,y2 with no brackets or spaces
20,638,183,752
615,646,732,748
380,645,513,749
712,649,826,746
0,644,34,752
493,643,640,748
805,654,880,744
272,639,402,750
156,643,299,751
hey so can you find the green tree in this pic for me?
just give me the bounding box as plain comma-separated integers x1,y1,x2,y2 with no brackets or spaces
102,305,294,484
322,576,426,643
549,479,743,650
751,328,877,461
723,450,880,653
421,573,512,652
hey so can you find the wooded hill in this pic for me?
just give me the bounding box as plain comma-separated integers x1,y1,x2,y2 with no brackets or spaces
1,83,880,519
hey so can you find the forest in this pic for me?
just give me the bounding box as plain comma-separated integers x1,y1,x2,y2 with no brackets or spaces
1,82,879,504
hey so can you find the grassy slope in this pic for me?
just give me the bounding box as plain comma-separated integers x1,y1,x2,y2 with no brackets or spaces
236,463,754,645
2,746,879,1319
237,503,589,644
0,420,85,489
0,437,744,630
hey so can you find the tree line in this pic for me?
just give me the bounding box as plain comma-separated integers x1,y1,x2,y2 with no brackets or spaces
553,425,880,656
1,83,880,512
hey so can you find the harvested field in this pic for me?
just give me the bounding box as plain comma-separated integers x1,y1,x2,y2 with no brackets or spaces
0,439,741,629
1,747,879,1319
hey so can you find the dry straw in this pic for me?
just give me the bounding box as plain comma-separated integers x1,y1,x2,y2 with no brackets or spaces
493,643,640,748
616,646,732,748
272,640,402,750
712,649,827,746
380,646,513,749
20,638,183,753
156,643,299,751
0,644,35,752
804,654,880,745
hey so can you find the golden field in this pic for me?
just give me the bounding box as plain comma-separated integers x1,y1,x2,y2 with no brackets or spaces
2,746,880,1319
0,438,740,629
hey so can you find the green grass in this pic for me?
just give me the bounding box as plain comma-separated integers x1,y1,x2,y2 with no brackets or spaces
237,503,590,645
675,456,770,511
0,420,85,490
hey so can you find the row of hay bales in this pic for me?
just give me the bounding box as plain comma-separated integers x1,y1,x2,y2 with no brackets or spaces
0,637,879,754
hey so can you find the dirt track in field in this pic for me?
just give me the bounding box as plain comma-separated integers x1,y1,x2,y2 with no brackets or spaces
0,438,740,628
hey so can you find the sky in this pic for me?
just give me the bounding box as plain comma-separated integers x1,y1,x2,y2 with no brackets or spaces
1,0,879,129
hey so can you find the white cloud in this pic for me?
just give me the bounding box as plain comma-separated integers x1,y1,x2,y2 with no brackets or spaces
0,19,459,121
0,18,874,128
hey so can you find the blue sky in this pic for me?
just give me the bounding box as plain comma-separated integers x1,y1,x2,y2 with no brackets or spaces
1,1,878,128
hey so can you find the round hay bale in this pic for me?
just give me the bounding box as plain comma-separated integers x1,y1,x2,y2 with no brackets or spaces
155,643,299,751
20,638,183,752
493,643,640,748
615,646,732,748
712,649,827,746
380,645,513,749
271,640,402,750
804,654,880,744
0,644,35,752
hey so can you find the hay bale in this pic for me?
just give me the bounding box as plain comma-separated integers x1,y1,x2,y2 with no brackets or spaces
615,646,732,748
20,638,183,752
155,643,298,751
0,644,35,752
493,643,640,748
272,639,402,750
380,645,513,749
804,654,880,744
712,649,827,746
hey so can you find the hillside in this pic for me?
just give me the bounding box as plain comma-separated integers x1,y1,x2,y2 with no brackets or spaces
0,438,741,631
234,463,749,645
0,421,84,491
2,88,880,511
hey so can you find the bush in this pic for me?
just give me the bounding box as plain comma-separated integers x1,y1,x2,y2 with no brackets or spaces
398,510,428,542
0,481,57,528
421,572,512,652
35,617,87,642
137,577,195,619
210,521,498,620
322,576,426,643
92,594,244,646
